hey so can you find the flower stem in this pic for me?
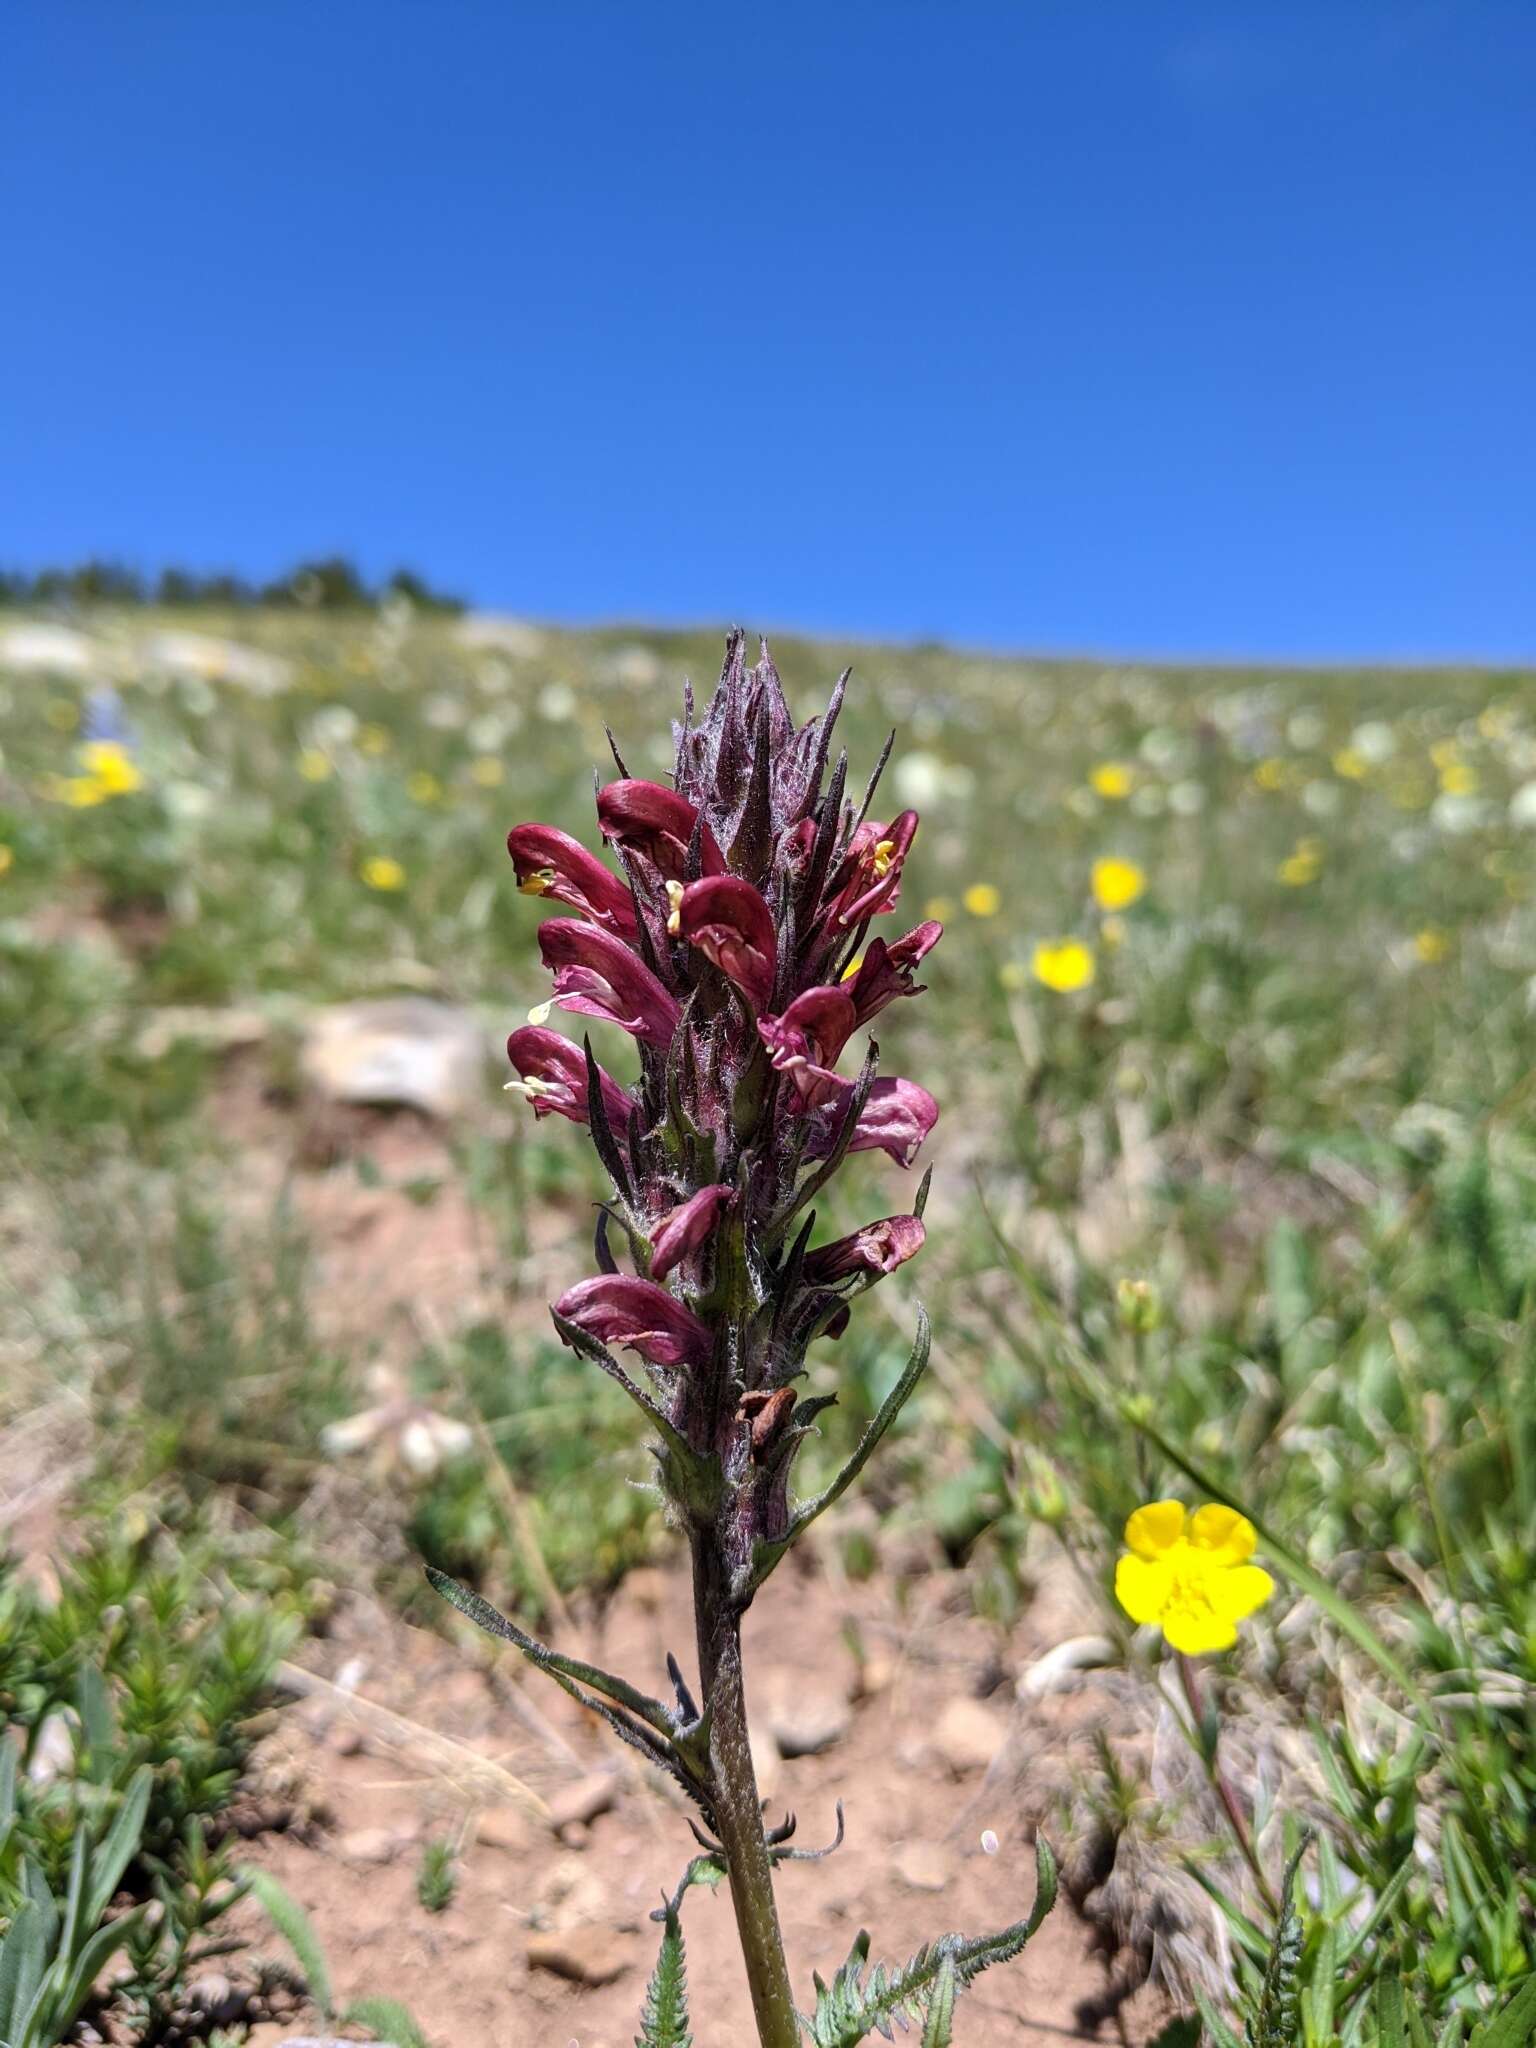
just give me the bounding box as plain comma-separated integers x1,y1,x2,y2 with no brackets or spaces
1177,1652,1280,1920
692,1533,799,2048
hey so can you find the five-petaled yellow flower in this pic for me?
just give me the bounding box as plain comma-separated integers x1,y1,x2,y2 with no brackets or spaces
1032,938,1095,993
1091,857,1145,912
79,741,144,796
360,856,406,891
1115,1500,1274,1654
1090,761,1133,800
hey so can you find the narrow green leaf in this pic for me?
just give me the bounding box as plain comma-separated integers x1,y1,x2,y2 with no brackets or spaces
344,1992,431,2048
243,1865,334,2019
1468,1974,1536,2048
84,1766,152,1928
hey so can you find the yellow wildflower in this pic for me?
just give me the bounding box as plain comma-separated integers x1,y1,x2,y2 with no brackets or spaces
1115,1500,1274,1654
1429,738,1462,770
1032,938,1095,993
1091,857,1145,912
1332,748,1367,781
79,741,143,796
923,895,955,922
1252,757,1288,792
963,882,1001,918
1439,761,1478,797
298,748,332,783
360,856,406,891
1414,928,1450,964
470,756,504,787
59,776,110,808
407,770,442,804
359,724,392,756
1278,847,1321,886
0,845,13,877
1090,762,1133,800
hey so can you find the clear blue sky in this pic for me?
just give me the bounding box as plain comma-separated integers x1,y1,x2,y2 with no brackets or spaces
5,3,1533,659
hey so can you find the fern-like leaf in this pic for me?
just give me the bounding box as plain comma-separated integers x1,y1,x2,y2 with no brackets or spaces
635,1899,692,2048
1244,1841,1306,2048
806,1835,1057,2048
919,1956,957,2048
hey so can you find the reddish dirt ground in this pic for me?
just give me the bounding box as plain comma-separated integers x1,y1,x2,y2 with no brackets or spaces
237,1550,1166,2048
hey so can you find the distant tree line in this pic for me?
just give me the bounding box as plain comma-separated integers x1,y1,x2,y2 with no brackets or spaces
0,556,466,614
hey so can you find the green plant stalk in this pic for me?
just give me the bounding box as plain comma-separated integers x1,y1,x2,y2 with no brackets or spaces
1177,1652,1279,1920
690,1531,799,2048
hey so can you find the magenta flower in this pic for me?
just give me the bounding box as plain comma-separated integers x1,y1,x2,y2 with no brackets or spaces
758,987,857,1107
537,918,681,1049
553,1275,713,1371
677,875,778,1011
650,1183,733,1281
828,811,920,928
844,920,943,1025
811,1075,940,1168
507,823,637,936
804,1213,926,1283
505,1026,632,1134
597,778,725,880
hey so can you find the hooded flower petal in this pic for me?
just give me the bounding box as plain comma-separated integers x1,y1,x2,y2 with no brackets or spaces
829,811,920,928
597,778,725,880
650,1183,733,1281
809,1075,940,1168
677,876,778,1010
537,919,681,1049
506,1026,632,1134
507,823,637,935
758,987,857,1103
804,1213,926,1283
843,920,943,1024
553,1275,712,1370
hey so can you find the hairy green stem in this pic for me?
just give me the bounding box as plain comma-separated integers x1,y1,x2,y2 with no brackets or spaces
692,1534,799,2048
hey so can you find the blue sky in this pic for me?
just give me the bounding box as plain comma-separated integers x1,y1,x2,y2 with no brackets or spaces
4,3,1533,659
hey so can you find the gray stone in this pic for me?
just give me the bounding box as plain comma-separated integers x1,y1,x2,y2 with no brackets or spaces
765,1684,852,1760
894,1842,953,1892
525,1927,635,1985
338,1826,399,1865
546,1772,618,1835
301,999,486,1118
931,1697,1009,1776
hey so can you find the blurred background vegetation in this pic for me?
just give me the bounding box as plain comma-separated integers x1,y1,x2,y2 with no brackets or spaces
2,592,1534,2042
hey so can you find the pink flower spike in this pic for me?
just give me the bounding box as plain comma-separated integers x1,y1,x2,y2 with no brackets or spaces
596,779,725,881
505,1026,632,1134
831,811,920,928
553,1275,712,1370
844,920,943,1025
758,987,858,1103
536,919,681,1050
804,1213,926,1283
650,1183,733,1281
507,824,637,936
677,876,778,1011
